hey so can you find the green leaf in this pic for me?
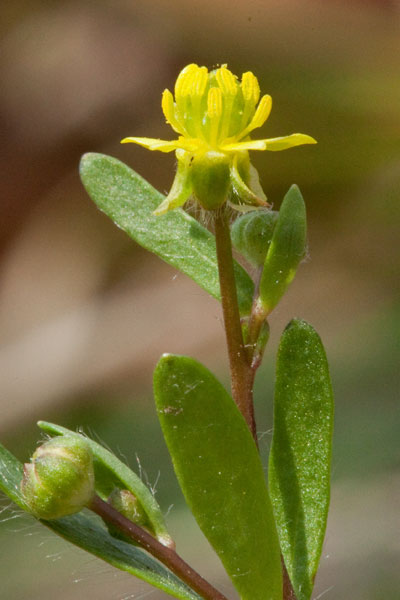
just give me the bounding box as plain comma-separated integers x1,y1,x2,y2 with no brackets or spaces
0,442,25,508
0,441,200,600
80,153,254,315
268,319,334,600
38,421,173,548
259,185,307,315
154,354,282,600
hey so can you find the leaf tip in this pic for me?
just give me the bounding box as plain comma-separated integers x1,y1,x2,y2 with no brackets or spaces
154,353,178,380
79,152,106,177
159,352,175,363
288,183,300,194
284,317,306,332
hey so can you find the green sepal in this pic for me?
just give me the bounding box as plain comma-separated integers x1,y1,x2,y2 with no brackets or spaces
38,421,174,548
79,153,254,315
153,150,193,215
230,154,268,207
154,354,282,600
0,442,200,600
259,184,307,314
268,319,334,600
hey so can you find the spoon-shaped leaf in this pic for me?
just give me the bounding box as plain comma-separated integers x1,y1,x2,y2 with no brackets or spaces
268,319,334,600
80,153,254,316
259,185,307,315
154,354,282,600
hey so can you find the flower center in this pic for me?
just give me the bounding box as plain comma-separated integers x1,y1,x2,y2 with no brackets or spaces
161,64,271,151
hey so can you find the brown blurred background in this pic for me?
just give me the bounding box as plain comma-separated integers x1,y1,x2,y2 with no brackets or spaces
0,1,399,599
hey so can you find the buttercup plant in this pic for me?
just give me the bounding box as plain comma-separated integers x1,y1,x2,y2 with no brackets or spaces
0,64,333,600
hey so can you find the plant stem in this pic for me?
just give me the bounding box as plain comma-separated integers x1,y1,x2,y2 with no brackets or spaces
213,208,257,440
89,495,229,600
214,210,297,600
245,267,269,367
282,561,298,600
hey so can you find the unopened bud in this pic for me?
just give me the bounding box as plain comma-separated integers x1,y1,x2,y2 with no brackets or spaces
231,209,278,267
21,435,95,520
106,488,152,543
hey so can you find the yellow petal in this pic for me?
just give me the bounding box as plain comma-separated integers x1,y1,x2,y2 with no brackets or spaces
121,137,179,152
221,140,267,152
262,133,317,151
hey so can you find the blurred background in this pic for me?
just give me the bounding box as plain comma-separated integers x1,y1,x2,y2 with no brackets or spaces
0,0,399,598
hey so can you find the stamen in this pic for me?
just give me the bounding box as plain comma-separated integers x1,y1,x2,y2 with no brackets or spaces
161,89,186,135
192,66,208,96
216,67,238,97
238,94,272,140
175,64,200,137
241,71,260,104
174,64,199,99
249,94,272,129
207,87,223,146
207,87,223,118
240,71,260,132
216,67,238,141
191,67,208,138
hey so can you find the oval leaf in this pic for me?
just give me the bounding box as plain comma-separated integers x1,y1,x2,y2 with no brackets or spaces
38,421,173,548
154,354,282,600
268,319,334,600
259,185,306,315
80,153,254,315
0,441,200,600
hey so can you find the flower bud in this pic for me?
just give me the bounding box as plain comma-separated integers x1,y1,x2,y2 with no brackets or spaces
106,488,152,544
21,435,95,520
191,152,231,210
231,209,279,267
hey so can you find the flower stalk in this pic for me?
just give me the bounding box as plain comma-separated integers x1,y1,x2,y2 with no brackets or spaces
213,208,257,440
90,494,229,600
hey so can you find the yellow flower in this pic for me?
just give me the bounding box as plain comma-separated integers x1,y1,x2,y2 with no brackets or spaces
121,64,316,214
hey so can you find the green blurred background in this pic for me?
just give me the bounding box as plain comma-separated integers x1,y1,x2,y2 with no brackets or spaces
0,1,399,598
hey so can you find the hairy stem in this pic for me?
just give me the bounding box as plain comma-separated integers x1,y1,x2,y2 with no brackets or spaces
213,208,256,440
214,209,297,600
89,495,229,600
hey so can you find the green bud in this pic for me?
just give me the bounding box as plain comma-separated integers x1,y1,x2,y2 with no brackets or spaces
191,152,231,210
106,488,152,544
231,209,279,267
259,184,307,315
21,435,95,520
